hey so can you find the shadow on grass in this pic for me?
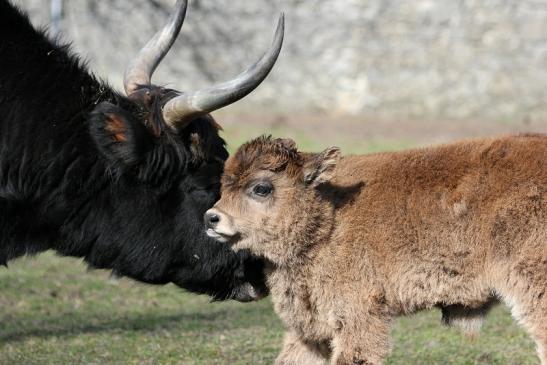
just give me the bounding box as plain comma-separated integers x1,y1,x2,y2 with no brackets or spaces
0,305,267,344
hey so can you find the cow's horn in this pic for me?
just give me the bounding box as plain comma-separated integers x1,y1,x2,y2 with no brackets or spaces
162,13,284,129
123,0,188,96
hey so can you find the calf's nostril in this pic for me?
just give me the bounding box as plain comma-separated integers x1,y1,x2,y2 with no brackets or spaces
205,212,221,228
209,214,220,224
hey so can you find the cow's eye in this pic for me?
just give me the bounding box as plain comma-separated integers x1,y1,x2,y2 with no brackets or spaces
252,183,273,197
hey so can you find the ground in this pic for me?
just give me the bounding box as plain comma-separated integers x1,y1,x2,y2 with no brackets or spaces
1,116,545,365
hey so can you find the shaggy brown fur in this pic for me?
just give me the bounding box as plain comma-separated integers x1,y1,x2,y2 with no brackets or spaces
206,134,547,365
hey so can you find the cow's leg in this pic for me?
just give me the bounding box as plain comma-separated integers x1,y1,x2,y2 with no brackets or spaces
330,313,391,365
275,331,329,365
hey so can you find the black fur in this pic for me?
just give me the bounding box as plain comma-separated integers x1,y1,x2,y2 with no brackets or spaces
0,0,265,301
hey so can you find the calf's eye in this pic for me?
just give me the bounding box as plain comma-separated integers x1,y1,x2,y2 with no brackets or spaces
252,183,273,197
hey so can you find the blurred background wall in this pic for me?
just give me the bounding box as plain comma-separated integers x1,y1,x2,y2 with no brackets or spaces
13,0,547,122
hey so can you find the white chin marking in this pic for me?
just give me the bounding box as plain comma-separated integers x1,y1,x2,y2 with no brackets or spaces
206,229,230,243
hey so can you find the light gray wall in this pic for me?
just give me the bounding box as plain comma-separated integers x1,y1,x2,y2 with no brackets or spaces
15,0,547,121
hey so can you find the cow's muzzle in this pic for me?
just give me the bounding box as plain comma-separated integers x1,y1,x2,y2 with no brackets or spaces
231,282,269,302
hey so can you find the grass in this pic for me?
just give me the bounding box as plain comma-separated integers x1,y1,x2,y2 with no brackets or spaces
0,254,538,365
0,125,540,364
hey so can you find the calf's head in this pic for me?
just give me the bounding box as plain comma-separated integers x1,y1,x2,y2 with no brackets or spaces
81,0,283,300
205,136,341,265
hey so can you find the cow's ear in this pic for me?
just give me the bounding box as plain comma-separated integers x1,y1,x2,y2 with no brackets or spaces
303,146,341,186
90,102,154,166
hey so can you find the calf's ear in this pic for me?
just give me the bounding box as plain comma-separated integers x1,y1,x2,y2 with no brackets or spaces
89,102,154,166
303,146,341,186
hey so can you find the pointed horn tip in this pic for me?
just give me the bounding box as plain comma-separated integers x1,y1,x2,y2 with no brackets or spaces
277,12,285,31
174,0,188,10
175,0,188,15
271,12,285,47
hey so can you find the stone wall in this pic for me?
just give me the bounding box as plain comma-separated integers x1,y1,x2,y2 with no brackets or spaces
15,0,547,121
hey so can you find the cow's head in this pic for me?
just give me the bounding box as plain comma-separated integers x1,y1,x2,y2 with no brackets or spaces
84,0,283,301
91,0,283,176
204,136,341,266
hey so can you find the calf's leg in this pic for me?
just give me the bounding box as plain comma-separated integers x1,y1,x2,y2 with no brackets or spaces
496,246,547,365
513,288,547,365
330,313,391,365
509,290,547,365
275,331,329,365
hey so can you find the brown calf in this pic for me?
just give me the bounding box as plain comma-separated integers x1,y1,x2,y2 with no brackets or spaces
205,134,546,365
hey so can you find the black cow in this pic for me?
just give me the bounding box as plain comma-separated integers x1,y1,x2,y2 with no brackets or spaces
0,0,283,301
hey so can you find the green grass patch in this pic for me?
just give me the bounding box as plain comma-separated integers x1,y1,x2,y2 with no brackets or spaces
0,253,537,365
221,124,414,155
